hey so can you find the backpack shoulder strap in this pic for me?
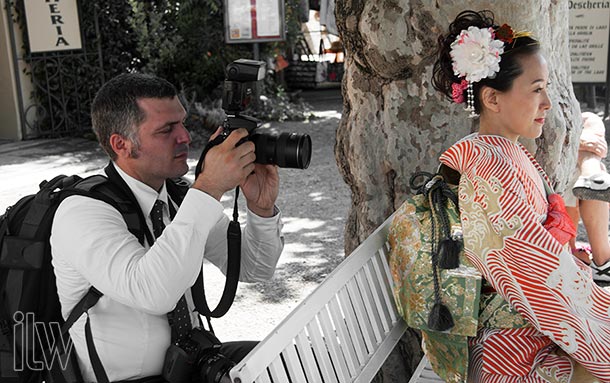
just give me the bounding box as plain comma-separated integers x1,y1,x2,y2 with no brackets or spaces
98,163,154,246
55,171,145,383
16,175,83,239
57,173,149,246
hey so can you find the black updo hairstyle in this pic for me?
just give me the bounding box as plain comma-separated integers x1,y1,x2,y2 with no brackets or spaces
431,10,541,114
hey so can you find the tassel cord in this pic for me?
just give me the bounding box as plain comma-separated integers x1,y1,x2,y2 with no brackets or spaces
410,172,446,306
428,188,443,307
411,172,457,308
432,186,452,242
409,171,436,195
411,171,457,331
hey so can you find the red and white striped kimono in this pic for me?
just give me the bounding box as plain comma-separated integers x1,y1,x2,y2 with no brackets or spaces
439,133,610,382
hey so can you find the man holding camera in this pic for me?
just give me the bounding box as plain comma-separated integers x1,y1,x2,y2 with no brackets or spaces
50,73,284,382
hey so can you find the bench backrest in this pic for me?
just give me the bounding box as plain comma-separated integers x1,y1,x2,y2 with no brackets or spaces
229,213,408,383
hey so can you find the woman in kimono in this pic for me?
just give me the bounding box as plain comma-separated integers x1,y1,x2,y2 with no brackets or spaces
432,10,610,382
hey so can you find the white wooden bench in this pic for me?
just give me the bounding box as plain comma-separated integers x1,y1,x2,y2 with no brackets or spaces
408,357,443,383
229,213,443,383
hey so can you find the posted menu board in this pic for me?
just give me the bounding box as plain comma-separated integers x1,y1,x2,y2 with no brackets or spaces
224,0,285,43
569,2,610,83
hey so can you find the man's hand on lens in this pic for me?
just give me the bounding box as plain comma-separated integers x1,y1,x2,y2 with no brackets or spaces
193,128,256,200
242,164,279,217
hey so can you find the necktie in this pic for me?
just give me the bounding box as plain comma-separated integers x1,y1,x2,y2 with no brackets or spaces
150,199,192,345
150,199,166,238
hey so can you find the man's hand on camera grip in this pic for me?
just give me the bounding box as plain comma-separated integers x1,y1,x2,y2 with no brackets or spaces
193,128,256,200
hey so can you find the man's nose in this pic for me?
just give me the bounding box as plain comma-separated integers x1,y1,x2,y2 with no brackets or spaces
176,124,191,144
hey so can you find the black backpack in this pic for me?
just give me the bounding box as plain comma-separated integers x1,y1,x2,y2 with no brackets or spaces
0,162,236,383
0,169,150,383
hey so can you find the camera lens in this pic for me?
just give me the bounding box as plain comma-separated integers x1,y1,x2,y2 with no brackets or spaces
198,353,234,383
251,131,312,169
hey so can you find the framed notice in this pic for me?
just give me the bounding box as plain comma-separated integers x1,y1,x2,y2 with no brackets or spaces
569,2,610,83
224,0,285,44
24,0,82,53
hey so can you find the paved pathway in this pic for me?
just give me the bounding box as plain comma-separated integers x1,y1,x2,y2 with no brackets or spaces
0,138,107,212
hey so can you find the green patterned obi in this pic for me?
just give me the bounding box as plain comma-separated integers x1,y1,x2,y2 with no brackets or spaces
389,183,528,382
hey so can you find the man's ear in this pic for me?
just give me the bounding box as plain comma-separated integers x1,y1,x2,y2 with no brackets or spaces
480,86,500,113
109,133,133,159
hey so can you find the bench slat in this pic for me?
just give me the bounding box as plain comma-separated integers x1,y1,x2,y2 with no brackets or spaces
282,342,308,382
374,248,398,323
354,269,384,343
307,319,339,382
337,286,368,365
328,296,360,376
295,330,323,382
409,356,444,383
363,258,392,332
268,356,290,382
353,319,408,383
345,277,377,352
319,305,351,381
255,370,271,383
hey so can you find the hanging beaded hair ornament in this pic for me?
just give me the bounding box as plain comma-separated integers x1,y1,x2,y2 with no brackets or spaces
449,23,531,118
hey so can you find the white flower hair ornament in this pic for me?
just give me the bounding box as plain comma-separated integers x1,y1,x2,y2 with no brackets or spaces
450,26,505,117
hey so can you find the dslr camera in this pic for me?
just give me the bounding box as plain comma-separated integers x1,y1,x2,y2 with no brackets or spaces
163,328,233,383
196,59,311,174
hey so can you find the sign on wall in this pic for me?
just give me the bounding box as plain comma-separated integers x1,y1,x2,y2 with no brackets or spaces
24,0,82,53
224,0,285,43
569,1,610,83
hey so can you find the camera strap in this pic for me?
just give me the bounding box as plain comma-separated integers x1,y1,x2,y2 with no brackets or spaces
191,187,241,321
190,137,242,322
194,135,225,179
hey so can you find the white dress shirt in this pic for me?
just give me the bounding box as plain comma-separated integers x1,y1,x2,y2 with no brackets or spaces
50,165,283,382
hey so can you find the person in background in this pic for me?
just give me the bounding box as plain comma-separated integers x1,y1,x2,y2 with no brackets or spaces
565,112,610,282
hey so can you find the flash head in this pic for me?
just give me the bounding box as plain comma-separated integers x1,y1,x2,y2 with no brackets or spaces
225,59,266,82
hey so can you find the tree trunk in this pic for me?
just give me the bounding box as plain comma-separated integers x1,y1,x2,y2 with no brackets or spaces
334,1,581,380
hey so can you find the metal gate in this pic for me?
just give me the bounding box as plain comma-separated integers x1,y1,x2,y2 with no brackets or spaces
5,0,104,139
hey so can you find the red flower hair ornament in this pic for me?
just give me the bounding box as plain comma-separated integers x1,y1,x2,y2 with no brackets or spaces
448,23,534,117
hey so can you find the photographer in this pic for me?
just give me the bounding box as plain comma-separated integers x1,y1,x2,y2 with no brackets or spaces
50,72,284,382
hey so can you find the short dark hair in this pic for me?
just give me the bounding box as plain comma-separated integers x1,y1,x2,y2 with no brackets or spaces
432,10,541,114
91,73,178,160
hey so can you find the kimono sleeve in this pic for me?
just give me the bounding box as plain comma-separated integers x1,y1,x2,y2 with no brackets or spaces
458,171,610,379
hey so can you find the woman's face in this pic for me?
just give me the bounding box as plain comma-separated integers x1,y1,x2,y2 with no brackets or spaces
489,52,552,141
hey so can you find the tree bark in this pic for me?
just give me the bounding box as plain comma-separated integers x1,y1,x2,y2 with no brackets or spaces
334,1,581,380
